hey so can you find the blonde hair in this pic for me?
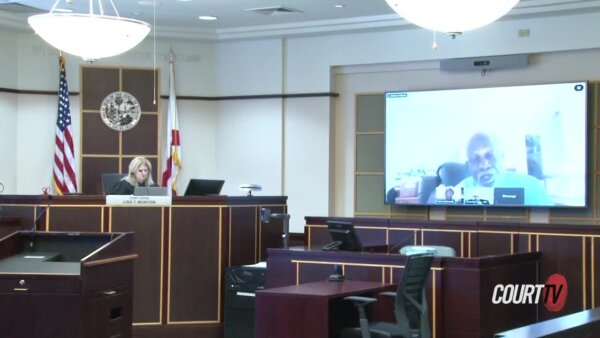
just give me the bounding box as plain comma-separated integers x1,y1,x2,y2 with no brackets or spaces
126,156,155,186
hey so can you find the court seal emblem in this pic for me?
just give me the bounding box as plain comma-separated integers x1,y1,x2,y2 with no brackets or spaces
100,91,142,131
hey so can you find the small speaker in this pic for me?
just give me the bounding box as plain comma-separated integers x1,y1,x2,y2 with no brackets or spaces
440,54,529,72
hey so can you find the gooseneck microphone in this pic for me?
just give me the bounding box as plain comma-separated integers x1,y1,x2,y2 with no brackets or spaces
387,228,422,254
29,195,53,249
32,195,53,232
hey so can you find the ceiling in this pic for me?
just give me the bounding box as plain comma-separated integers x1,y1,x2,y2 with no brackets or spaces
2,0,600,40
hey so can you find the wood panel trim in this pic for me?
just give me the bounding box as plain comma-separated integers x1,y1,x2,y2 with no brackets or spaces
0,87,336,100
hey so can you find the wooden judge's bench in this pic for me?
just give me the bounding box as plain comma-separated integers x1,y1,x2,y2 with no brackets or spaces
0,194,287,338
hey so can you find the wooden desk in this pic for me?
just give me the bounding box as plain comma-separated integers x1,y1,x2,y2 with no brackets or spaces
0,231,136,338
266,247,541,338
0,194,288,338
0,216,23,239
255,280,394,338
495,307,600,338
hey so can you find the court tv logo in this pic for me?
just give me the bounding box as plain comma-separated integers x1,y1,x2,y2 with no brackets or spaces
491,273,568,312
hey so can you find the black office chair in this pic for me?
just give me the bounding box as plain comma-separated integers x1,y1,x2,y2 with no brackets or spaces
437,162,469,186
102,173,126,195
340,253,434,338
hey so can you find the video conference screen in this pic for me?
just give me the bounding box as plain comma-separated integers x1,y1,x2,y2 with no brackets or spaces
384,81,588,208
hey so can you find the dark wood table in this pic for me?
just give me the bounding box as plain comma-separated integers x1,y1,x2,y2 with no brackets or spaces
495,307,600,338
255,280,394,338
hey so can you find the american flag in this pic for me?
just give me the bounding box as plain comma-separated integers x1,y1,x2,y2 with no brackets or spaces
162,53,182,195
53,55,77,195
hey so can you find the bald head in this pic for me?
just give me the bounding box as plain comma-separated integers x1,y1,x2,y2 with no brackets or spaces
466,133,502,187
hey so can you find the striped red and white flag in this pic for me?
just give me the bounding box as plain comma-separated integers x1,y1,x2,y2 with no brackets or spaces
53,55,77,195
162,53,182,195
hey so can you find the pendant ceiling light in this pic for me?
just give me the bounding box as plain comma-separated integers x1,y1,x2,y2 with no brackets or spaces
28,0,151,62
385,0,519,36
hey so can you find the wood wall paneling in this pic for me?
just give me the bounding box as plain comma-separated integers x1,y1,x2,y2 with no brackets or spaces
121,69,159,112
111,207,164,324
81,67,120,111
81,113,119,154
48,206,102,232
169,207,221,323
81,157,120,195
121,115,159,156
229,207,257,266
80,66,160,195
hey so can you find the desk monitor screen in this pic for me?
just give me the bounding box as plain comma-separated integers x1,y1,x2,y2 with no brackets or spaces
323,221,364,252
134,187,169,196
494,187,525,205
385,81,588,208
184,179,225,196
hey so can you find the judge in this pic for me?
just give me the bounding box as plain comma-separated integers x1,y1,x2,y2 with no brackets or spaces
108,156,158,195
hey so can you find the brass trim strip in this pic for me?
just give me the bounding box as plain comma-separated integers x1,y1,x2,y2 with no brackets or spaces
583,236,587,310
132,322,162,326
593,238,596,308
217,207,223,323
160,207,165,323
163,204,229,208
167,207,173,323
433,270,436,338
82,254,138,267
167,320,220,325
254,207,259,262
467,232,470,258
228,208,232,267
356,131,384,135
228,204,287,208
423,229,477,233
291,260,444,271
510,233,514,254
45,207,50,231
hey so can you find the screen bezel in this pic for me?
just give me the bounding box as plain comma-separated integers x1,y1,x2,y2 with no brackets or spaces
383,81,589,208
326,221,364,252
184,179,225,196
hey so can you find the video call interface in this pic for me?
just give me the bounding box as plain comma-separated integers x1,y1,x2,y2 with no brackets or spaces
384,82,588,207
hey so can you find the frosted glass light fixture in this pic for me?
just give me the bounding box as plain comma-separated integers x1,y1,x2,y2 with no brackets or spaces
385,0,519,35
28,0,151,62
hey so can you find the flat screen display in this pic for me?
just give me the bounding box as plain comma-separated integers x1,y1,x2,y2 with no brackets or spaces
384,81,587,207
323,221,364,252
184,179,225,196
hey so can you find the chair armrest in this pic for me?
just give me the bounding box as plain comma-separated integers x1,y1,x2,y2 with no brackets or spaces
380,291,396,299
343,296,377,308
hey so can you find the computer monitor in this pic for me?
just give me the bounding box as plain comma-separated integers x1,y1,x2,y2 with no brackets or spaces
184,179,225,196
133,186,169,196
323,221,364,252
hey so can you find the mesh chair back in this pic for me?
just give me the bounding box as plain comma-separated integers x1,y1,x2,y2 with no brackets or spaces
396,254,434,332
102,173,126,195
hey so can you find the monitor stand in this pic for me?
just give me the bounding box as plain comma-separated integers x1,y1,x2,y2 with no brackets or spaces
328,264,345,282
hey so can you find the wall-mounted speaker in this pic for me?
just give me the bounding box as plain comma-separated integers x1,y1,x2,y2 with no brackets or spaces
440,54,529,72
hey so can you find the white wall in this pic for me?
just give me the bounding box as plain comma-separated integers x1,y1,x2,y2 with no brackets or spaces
0,30,17,88
216,99,283,196
4,10,600,231
0,93,17,193
332,49,600,219
284,97,332,230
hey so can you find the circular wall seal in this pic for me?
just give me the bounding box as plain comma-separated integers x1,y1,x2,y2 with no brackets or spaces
100,91,142,131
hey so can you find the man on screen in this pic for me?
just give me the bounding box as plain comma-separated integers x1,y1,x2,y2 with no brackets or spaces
456,132,553,206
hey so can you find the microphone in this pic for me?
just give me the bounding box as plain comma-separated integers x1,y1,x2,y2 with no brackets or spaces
29,195,53,248
387,227,422,254
32,195,53,232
